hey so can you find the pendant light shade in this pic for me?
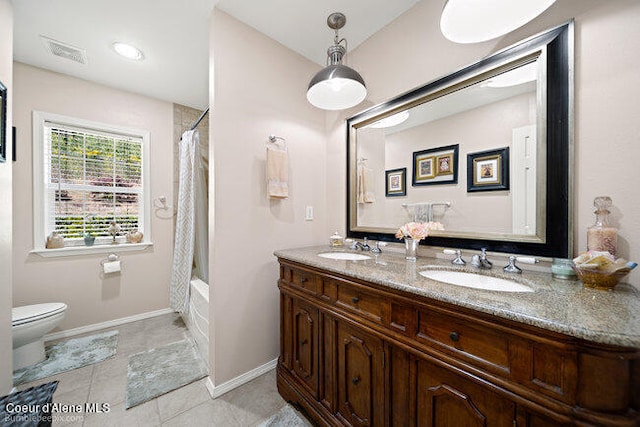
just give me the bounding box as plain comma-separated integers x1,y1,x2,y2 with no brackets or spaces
440,0,556,44
369,110,410,129
307,65,366,111
307,13,367,110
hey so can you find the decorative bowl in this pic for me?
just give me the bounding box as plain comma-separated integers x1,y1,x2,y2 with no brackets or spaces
573,266,629,290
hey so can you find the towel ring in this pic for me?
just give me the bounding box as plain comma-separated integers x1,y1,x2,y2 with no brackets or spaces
269,135,285,143
268,135,287,149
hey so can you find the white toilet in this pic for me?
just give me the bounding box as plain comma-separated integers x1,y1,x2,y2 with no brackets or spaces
12,303,67,371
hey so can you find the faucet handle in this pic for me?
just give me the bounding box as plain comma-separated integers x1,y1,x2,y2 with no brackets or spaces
443,249,465,265
503,255,539,273
371,241,382,254
503,256,522,274
515,256,539,265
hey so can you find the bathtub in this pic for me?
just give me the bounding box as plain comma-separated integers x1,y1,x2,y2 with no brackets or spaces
182,277,209,368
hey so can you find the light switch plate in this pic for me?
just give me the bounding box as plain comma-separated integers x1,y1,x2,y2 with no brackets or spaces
305,206,314,221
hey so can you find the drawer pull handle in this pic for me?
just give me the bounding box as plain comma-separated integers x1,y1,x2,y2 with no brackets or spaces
301,277,308,283
449,331,460,342
352,297,360,304
300,339,308,346
352,376,360,385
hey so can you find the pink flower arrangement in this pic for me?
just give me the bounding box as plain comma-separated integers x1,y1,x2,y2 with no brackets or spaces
395,221,444,241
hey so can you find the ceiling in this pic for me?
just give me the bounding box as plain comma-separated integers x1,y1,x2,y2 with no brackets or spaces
215,0,421,65
13,0,421,110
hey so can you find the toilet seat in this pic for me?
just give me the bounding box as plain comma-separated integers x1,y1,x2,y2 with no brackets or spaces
12,303,67,327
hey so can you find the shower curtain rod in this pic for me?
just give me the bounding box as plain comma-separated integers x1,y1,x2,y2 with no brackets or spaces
190,107,210,131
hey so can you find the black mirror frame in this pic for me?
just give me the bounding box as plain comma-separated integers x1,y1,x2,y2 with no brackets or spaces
0,80,6,163
346,22,573,258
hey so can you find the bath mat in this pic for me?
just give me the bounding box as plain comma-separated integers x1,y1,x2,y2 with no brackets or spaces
258,404,312,427
125,338,207,409
13,330,119,386
0,381,59,427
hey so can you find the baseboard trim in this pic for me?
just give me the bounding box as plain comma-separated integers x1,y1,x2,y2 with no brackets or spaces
206,358,278,399
44,308,174,342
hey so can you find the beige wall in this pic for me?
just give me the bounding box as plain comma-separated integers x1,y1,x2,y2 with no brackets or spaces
209,9,327,384
0,0,14,394
12,63,175,330
329,0,640,285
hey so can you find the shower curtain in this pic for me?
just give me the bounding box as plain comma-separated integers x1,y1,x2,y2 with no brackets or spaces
170,129,209,313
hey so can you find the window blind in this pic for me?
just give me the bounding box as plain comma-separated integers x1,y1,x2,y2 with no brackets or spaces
43,121,143,242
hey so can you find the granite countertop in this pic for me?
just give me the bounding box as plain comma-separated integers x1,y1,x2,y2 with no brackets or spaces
274,246,640,348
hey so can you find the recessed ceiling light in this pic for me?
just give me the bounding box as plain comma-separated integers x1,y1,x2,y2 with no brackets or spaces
112,42,144,61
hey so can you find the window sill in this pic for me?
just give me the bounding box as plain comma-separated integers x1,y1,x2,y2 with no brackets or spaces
31,242,153,258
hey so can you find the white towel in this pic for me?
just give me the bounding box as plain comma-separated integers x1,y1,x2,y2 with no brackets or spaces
357,164,375,204
267,145,289,199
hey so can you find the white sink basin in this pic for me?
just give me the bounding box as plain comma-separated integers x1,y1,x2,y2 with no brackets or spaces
419,270,533,293
318,252,372,261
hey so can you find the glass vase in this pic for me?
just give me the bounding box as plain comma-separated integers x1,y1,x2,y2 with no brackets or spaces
587,196,617,256
405,238,419,261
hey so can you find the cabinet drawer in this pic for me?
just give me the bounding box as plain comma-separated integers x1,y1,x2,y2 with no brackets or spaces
417,309,511,375
289,267,319,295
336,283,387,324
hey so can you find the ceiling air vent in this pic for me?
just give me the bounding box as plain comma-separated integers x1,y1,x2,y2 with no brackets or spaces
40,36,88,65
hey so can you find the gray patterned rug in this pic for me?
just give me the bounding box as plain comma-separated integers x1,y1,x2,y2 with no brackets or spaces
258,404,312,427
13,330,119,386
126,338,208,409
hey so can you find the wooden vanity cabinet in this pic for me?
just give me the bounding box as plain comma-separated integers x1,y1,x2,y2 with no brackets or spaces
277,259,640,426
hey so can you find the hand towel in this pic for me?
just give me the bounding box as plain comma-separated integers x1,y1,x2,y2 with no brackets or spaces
267,145,289,199
357,164,375,204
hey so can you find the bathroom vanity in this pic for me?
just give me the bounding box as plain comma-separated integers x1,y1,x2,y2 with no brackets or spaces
275,247,640,426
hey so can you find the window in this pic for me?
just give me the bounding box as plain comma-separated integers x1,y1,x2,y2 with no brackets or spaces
33,111,151,254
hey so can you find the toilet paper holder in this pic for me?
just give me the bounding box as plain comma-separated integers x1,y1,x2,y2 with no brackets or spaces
100,253,120,266
100,253,122,275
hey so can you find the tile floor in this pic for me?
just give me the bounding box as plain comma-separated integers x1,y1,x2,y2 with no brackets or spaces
16,313,303,426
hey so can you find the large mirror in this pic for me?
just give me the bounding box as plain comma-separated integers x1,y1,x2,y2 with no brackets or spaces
347,23,573,258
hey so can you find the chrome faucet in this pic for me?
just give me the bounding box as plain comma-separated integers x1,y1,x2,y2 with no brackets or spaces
350,237,371,251
471,248,493,269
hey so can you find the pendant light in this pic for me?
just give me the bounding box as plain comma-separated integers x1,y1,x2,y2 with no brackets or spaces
440,0,556,44
369,111,410,129
307,12,367,110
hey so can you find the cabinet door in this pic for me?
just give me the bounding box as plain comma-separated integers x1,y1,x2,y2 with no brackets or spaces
417,359,515,427
337,322,385,426
292,298,319,398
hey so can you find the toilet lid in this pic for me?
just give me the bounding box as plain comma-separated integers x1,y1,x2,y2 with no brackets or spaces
12,303,67,326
